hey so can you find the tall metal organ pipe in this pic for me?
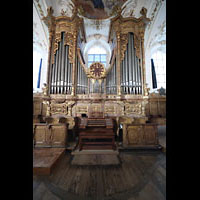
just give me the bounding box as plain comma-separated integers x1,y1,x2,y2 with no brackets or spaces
120,32,142,95
49,32,74,95
106,57,117,94
76,55,88,94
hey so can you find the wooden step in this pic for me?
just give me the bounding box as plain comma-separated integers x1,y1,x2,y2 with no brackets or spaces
33,148,65,175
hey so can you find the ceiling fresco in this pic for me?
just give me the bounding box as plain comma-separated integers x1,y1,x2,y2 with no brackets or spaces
72,0,127,19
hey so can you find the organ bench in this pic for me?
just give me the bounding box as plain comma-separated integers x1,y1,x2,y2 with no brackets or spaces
78,118,116,150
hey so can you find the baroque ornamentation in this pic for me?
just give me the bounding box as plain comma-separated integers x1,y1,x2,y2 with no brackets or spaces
148,0,163,29
134,34,141,59
42,7,55,35
125,103,142,115
50,102,68,115
34,0,45,18
88,62,106,79
53,32,61,54
65,32,74,63
105,105,115,114
120,33,128,61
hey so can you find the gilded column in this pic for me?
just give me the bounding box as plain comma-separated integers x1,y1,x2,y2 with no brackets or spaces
116,32,121,96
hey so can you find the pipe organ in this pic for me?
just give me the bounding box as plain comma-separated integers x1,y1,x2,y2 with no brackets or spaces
40,7,158,123
33,7,166,149
120,33,142,95
50,32,73,94
43,6,150,98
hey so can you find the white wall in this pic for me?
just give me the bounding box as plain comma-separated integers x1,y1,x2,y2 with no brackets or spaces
144,0,166,92
33,1,49,92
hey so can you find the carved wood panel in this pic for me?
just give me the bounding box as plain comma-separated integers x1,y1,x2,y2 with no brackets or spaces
144,126,158,145
34,126,51,147
34,124,68,148
51,126,67,147
33,102,42,116
125,103,142,115
127,126,144,145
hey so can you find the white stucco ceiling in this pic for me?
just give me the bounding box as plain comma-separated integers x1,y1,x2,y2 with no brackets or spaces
34,0,166,63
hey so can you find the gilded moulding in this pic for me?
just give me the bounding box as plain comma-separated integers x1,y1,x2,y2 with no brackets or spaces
120,33,128,61
53,32,61,54
125,102,142,115
65,32,74,63
51,13,86,64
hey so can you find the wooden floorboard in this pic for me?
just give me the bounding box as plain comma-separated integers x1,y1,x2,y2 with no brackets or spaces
33,151,166,200
33,148,65,175
71,154,120,166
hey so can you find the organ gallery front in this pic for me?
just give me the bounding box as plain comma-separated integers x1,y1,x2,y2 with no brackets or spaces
33,6,166,149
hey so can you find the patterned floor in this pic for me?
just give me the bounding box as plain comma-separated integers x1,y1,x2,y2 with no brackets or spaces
33,150,166,200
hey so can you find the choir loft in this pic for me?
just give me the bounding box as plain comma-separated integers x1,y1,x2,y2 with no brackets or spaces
33,0,166,199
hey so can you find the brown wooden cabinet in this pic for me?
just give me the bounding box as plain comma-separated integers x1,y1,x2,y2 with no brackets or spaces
124,123,159,147
33,123,68,148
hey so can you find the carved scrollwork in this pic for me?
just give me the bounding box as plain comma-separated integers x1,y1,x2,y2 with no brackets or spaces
134,34,141,59
105,105,115,114
50,102,68,115
125,103,142,115
53,32,61,55
120,33,128,61
76,105,88,114
64,32,74,63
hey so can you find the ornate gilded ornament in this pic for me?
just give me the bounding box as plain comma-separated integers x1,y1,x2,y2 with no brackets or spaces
120,33,128,61
53,32,61,54
42,83,48,96
89,62,106,79
134,34,141,59
65,32,74,63
125,103,142,115
50,100,69,116
144,83,150,96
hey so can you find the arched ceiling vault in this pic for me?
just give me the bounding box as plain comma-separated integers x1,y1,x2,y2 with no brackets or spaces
34,0,166,62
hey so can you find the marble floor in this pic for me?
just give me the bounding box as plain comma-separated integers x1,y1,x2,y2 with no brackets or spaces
33,150,166,200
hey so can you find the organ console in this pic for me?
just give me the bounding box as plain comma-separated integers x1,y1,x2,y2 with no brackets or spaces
78,116,116,151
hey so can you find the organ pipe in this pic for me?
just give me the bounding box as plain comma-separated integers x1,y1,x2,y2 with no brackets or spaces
55,46,59,94
49,32,75,95
128,34,132,94
60,32,65,94
64,45,68,94
57,41,61,93
120,32,142,95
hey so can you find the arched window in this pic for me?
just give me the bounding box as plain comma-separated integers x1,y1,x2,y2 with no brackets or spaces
88,46,107,67
151,51,166,89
